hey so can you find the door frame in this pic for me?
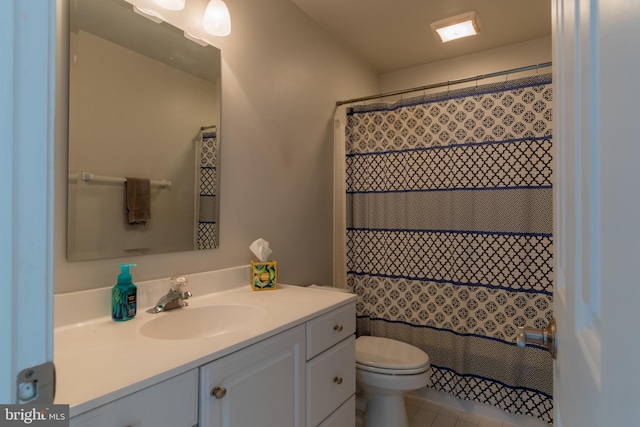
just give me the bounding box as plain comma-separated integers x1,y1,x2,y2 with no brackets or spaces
0,0,56,403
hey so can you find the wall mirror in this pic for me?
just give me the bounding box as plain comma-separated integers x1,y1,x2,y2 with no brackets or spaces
67,0,221,261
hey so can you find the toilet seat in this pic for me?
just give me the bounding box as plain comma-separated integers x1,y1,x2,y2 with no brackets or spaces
356,336,430,375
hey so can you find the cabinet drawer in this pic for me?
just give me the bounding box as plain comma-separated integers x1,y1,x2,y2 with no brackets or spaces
307,335,355,427
318,395,355,427
70,370,198,427
306,303,355,359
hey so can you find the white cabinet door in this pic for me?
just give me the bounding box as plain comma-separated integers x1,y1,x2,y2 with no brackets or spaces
199,325,306,427
70,370,198,427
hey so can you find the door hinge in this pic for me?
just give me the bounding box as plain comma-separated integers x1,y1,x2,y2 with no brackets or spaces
17,361,55,404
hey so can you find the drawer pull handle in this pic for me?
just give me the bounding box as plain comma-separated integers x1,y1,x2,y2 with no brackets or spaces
333,324,343,332
333,376,343,385
211,386,227,399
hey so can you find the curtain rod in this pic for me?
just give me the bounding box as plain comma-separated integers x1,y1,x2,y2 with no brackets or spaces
335,61,552,107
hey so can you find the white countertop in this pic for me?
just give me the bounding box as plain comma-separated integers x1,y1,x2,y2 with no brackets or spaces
53,266,355,417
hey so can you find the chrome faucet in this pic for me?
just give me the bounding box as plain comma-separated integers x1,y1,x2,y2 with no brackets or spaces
147,276,192,314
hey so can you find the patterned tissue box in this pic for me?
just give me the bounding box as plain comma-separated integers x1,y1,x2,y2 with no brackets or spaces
251,261,277,291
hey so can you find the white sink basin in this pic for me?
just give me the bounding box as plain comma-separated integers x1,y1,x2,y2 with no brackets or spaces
139,304,266,340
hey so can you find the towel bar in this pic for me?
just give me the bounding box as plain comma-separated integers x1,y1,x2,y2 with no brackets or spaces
79,172,172,188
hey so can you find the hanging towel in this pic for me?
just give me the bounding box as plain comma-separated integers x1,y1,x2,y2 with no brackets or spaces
125,177,151,225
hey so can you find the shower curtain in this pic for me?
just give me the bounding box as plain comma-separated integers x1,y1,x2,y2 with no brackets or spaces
345,74,554,423
197,129,219,250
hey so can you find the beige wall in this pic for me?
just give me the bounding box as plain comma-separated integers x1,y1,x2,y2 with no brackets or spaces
380,36,552,94
55,0,379,293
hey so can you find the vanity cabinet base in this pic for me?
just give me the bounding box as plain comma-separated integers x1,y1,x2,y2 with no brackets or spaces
65,298,356,427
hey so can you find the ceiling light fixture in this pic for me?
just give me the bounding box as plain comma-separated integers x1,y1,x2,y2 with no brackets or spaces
430,11,480,43
153,0,185,11
203,0,231,36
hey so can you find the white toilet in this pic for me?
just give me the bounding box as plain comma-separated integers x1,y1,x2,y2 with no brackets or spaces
356,336,430,427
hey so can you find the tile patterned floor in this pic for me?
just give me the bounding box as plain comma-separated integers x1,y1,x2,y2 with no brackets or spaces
355,393,544,427
404,395,523,427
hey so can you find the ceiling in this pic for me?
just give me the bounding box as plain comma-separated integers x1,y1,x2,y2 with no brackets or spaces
290,0,551,74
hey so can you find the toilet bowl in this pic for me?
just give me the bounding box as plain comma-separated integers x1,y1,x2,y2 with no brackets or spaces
356,336,430,427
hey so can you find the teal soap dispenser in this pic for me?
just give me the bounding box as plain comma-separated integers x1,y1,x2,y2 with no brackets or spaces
112,263,137,321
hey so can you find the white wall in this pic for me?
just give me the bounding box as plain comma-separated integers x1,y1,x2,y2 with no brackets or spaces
55,0,379,293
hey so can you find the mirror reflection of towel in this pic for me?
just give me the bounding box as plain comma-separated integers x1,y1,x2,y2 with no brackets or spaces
125,177,151,225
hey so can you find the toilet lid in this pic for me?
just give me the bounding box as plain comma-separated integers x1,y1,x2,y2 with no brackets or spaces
355,336,429,371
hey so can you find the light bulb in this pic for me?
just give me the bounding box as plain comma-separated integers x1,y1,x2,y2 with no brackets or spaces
203,0,231,36
153,0,185,11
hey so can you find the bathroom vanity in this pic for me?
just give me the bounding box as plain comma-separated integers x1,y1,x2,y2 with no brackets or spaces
54,267,356,427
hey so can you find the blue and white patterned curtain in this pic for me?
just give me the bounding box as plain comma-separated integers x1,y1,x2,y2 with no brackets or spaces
345,74,554,423
197,130,219,250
